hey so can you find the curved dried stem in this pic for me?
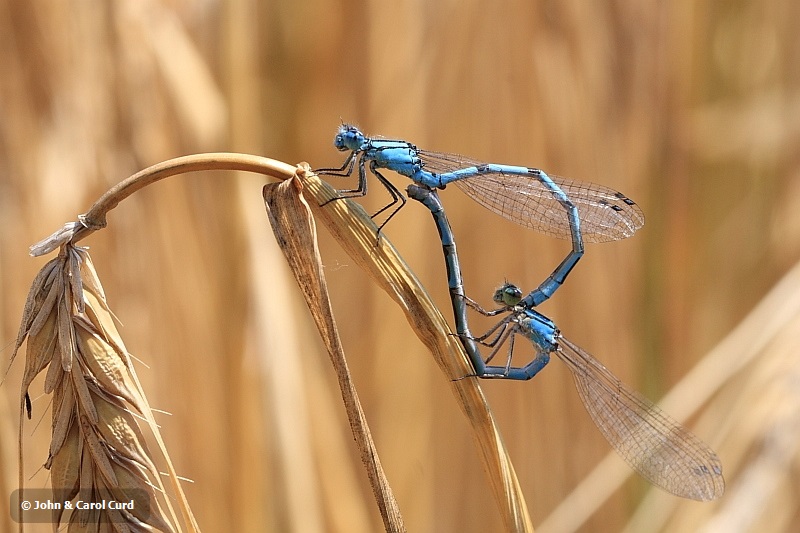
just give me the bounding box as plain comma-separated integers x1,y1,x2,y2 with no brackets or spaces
30,153,298,256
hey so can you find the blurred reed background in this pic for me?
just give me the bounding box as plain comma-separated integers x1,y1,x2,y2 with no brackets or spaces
2,1,800,532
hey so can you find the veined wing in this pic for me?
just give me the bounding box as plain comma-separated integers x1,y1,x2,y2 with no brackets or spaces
556,337,725,501
419,150,644,243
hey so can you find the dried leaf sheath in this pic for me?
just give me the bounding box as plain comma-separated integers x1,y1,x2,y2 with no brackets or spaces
296,167,534,533
263,177,406,533
13,245,179,531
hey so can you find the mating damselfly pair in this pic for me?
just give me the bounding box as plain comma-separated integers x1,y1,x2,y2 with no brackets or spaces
317,124,724,501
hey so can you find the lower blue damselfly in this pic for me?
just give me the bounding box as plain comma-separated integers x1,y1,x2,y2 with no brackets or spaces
407,184,724,501
317,125,644,308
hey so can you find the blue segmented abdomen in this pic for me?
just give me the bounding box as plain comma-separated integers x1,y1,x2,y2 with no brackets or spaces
436,163,532,185
413,149,644,242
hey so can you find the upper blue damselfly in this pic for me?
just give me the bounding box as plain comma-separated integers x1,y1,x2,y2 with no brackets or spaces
317,124,644,308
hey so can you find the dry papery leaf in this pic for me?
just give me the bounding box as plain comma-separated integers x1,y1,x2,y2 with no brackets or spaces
300,170,535,532
13,244,181,532
264,177,406,532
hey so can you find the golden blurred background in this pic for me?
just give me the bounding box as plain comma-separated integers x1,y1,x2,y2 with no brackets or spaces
2,1,800,532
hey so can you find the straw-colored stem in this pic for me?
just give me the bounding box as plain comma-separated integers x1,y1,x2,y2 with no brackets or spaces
74,154,297,243
30,154,298,256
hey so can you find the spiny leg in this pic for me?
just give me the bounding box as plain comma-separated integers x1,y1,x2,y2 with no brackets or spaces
317,152,372,209
370,163,407,234
481,322,515,365
328,154,370,200
459,293,509,317
474,318,512,348
503,332,517,374
315,150,356,177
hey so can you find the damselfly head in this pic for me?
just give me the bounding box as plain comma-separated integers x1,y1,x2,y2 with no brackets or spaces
334,124,365,152
493,282,523,307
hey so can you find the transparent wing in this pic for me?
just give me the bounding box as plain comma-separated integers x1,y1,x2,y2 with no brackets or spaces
418,150,644,243
556,337,725,501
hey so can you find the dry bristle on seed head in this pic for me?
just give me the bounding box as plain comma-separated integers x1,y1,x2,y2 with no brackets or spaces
16,245,176,531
